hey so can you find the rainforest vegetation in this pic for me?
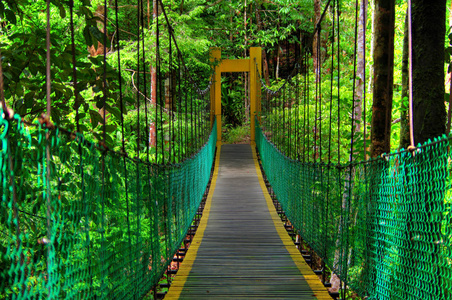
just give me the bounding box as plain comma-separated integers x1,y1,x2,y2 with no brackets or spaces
1,0,450,162
1,1,452,299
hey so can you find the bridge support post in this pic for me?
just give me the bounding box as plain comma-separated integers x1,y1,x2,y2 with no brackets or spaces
209,47,261,146
249,47,261,146
209,48,221,146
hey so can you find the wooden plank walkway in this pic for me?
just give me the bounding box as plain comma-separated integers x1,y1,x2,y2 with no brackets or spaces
165,144,331,299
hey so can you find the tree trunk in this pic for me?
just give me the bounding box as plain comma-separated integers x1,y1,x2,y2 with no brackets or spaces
399,11,410,149
411,4,447,299
370,0,395,158
412,0,446,144
255,4,270,85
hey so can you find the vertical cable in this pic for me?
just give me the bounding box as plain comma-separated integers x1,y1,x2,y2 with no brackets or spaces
314,29,319,162
325,0,336,284
184,68,189,158
337,0,341,164
70,0,93,293
318,28,322,162
190,83,194,157
135,0,143,292
296,62,300,159
168,26,173,163
140,0,155,282
178,59,182,162
343,2,360,298
155,2,160,163
362,0,367,160
137,0,141,160
44,1,53,295
69,0,79,133
196,85,200,151
316,26,322,162
349,0,359,163
45,0,51,119
0,49,5,112
286,39,291,158
282,83,286,155
306,50,310,162
407,0,414,147
328,0,335,164
141,0,150,163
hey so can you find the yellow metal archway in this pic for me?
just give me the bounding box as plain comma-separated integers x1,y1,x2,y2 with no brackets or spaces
209,47,262,146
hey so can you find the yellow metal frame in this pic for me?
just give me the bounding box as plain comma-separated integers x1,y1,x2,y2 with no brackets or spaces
209,47,262,146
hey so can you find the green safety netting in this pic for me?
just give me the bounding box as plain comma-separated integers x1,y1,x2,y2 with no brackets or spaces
256,120,452,300
0,114,216,299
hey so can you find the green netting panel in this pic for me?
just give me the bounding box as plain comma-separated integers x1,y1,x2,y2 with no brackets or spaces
0,114,216,299
256,119,452,300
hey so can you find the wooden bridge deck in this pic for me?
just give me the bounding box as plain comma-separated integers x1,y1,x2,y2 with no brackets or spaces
165,144,331,299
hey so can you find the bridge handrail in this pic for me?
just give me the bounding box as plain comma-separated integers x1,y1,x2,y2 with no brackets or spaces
256,118,452,299
0,115,217,299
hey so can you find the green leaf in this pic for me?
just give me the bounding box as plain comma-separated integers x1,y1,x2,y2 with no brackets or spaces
4,9,16,25
83,26,93,46
124,97,135,104
24,92,35,109
0,1,4,18
59,4,66,19
89,26,102,41
105,124,117,133
79,124,89,133
89,110,103,128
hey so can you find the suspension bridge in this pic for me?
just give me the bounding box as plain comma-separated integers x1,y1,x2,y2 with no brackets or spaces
1,0,452,300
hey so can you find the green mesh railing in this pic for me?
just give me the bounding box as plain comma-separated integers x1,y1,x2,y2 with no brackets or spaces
256,120,452,300
0,114,216,299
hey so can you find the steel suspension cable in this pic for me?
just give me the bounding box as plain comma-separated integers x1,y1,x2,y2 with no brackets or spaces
362,0,367,160
44,0,53,293
306,50,310,162
177,59,182,162
407,0,415,148
328,0,336,164
111,0,133,280
296,62,300,159
342,1,360,298
314,30,319,163
318,26,323,163
141,0,150,163
337,0,341,164
168,24,173,163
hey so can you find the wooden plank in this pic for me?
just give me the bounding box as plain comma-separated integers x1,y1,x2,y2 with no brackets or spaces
166,145,331,300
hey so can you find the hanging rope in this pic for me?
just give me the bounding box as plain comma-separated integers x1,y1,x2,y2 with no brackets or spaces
336,0,341,164
362,0,367,160
0,50,8,118
328,0,336,165
408,0,415,148
45,0,51,122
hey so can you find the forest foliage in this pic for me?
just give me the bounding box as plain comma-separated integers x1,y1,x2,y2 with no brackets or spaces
0,0,450,158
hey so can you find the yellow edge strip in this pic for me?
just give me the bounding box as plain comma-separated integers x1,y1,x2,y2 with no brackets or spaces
165,146,221,299
251,146,331,300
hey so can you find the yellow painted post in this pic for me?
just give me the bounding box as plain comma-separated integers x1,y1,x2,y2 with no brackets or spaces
249,47,262,146
210,48,222,145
